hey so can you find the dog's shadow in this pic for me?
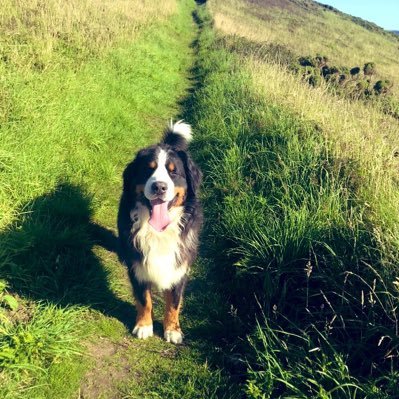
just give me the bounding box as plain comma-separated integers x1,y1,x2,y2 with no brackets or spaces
0,182,136,330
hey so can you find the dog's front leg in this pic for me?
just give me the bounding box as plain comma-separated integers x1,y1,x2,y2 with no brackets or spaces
163,277,186,344
132,278,153,339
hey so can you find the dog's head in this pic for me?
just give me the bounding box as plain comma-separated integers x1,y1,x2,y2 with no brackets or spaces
122,121,201,231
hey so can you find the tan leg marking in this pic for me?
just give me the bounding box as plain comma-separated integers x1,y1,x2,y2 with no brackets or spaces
133,288,153,339
136,288,153,326
163,290,183,344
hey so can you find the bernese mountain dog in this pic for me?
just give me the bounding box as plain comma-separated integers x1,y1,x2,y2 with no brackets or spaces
117,121,202,344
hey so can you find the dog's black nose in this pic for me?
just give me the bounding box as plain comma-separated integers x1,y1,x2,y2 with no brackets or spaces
151,181,168,195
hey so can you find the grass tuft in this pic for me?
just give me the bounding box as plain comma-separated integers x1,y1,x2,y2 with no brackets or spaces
0,301,86,398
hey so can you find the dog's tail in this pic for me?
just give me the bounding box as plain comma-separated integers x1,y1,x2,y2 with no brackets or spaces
162,120,192,151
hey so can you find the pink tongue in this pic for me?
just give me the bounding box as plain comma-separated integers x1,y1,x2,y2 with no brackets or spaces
149,199,171,232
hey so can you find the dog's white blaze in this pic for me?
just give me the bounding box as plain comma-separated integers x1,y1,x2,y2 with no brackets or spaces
144,149,175,202
131,202,186,290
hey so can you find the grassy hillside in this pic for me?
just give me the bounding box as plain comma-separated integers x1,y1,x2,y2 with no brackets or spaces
209,0,399,97
184,3,399,398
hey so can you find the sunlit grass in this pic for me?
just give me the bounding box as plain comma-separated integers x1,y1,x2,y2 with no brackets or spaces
0,0,203,396
0,0,176,71
187,5,399,398
208,0,399,97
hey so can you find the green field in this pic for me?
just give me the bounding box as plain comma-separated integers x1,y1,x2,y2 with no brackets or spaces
1,0,399,398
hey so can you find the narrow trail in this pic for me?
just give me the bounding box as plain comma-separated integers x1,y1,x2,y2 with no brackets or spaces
77,3,240,398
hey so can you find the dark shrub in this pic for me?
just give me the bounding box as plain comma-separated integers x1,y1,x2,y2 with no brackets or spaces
299,56,316,67
363,62,375,76
329,66,339,74
350,66,361,76
338,74,347,84
374,80,391,95
321,65,330,77
324,66,340,83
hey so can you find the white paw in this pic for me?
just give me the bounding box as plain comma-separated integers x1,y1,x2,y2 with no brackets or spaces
164,329,183,344
132,324,153,339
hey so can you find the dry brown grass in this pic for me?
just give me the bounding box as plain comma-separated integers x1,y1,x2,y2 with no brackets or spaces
208,0,399,188
246,56,399,235
248,58,399,156
208,0,399,97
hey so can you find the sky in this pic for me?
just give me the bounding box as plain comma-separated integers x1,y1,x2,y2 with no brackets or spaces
320,0,399,30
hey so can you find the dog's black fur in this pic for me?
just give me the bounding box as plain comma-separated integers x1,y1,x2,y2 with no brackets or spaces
117,122,202,342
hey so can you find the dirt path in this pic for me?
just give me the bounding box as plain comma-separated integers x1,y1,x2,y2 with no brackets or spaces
74,4,240,399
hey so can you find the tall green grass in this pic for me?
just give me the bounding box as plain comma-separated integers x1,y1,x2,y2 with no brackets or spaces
188,6,399,398
0,1,197,396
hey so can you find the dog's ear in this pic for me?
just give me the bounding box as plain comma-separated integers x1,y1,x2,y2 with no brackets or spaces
180,152,202,198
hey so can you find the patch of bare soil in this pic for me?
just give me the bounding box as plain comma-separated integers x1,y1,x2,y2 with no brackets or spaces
79,338,132,399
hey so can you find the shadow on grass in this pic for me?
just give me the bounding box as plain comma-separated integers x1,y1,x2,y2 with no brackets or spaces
0,182,136,330
169,7,249,388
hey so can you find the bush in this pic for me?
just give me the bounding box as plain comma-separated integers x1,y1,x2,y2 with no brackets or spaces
356,79,370,94
292,55,397,120
309,72,322,87
350,66,361,76
363,62,375,76
374,79,391,95
338,73,347,84
299,55,316,67
324,66,340,82
329,66,340,74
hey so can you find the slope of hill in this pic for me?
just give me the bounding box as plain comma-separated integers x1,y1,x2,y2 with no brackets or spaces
316,1,399,39
1,0,399,398
188,1,399,397
209,0,399,97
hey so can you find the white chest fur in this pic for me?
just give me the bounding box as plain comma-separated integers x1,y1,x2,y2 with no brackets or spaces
130,202,187,290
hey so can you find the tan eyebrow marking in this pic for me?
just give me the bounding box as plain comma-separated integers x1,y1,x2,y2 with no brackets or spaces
149,161,157,169
167,162,175,172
